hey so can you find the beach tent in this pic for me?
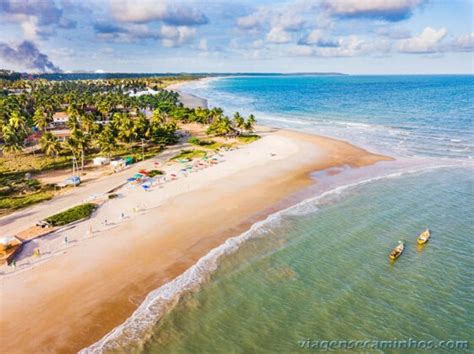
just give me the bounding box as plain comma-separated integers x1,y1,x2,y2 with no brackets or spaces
93,156,110,166
111,158,126,172
0,236,19,251
124,156,134,166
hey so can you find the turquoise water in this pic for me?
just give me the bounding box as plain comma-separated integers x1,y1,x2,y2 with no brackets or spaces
87,76,473,353
143,167,473,353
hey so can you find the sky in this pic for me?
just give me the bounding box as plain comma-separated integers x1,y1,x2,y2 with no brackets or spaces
0,0,473,74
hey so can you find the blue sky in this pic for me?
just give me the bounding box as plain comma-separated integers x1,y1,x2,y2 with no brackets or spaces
0,0,472,74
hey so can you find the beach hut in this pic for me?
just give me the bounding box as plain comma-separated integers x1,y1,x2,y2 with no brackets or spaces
93,156,110,166
111,158,126,172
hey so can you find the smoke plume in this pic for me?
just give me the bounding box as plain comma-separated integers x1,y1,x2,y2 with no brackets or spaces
0,40,62,72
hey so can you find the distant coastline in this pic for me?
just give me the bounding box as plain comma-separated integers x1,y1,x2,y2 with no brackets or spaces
0,69,347,82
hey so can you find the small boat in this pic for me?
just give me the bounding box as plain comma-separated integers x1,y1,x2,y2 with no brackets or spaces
417,229,431,245
389,241,405,261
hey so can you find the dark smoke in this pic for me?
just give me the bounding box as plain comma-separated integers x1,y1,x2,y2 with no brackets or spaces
0,40,62,73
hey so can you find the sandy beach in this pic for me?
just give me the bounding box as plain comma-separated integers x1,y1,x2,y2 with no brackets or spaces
0,120,391,353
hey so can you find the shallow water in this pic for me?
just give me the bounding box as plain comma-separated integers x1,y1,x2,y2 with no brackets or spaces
141,167,473,353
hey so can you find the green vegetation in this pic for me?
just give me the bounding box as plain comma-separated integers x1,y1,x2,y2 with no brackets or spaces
188,137,213,146
237,134,261,144
108,193,119,199
171,149,207,161
45,203,97,226
0,171,56,215
0,190,54,214
147,169,164,177
188,137,235,151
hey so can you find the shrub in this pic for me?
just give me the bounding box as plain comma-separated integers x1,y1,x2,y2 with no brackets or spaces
188,137,213,146
171,149,207,161
108,193,119,199
148,169,164,177
0,191,54,214
45,203,97,226
237,134,261,144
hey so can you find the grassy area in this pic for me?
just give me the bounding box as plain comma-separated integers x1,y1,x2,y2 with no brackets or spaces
237,134,261,144
171,149,208,161
45,203,97,226
0,170,56,215
0,153,72,174
0,190,54,215
188,137,233,151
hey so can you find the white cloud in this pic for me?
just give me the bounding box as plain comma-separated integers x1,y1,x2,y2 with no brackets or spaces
449,33,474,52
0,0,75,40
397,27,447,53
271,13,305,32
314,36,369,57
109,0,208,26
324,0,424,21
160,25,196,47
303,29,325,44
290,45,314,56
198,38,208,51
267,27,291,44
236,8,268,30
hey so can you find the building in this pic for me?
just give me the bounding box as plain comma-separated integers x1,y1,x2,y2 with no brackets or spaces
50,129,71,142
51,112,69,127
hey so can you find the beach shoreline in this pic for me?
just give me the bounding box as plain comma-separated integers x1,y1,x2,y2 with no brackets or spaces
0,83,393,353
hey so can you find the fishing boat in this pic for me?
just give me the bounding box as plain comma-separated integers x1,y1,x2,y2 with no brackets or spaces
417,229,431,245
389,241,405,261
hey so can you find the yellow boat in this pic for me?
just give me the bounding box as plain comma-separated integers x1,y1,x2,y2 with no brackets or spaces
417,229,431,245
389,241,404,261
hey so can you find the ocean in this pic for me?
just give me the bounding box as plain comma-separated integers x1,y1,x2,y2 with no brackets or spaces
87,75,473,353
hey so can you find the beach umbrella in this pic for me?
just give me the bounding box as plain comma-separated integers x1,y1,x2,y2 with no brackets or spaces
127,177,136,182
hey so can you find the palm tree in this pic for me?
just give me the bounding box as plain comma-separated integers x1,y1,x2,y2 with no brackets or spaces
40,132,61,157
133,113,150,140
95,126,116,157
233,112,245,134
33,108,48,131
80,112,95,133
9,111,27,133
244,114,256,133
113,112,136,144
65,129,89,170
1,123,23,155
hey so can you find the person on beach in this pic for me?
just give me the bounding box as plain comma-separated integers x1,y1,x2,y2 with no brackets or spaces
104,219,108,226
121,212,125,220
64,236,68,244
34,248,40,257
10,260,16,268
